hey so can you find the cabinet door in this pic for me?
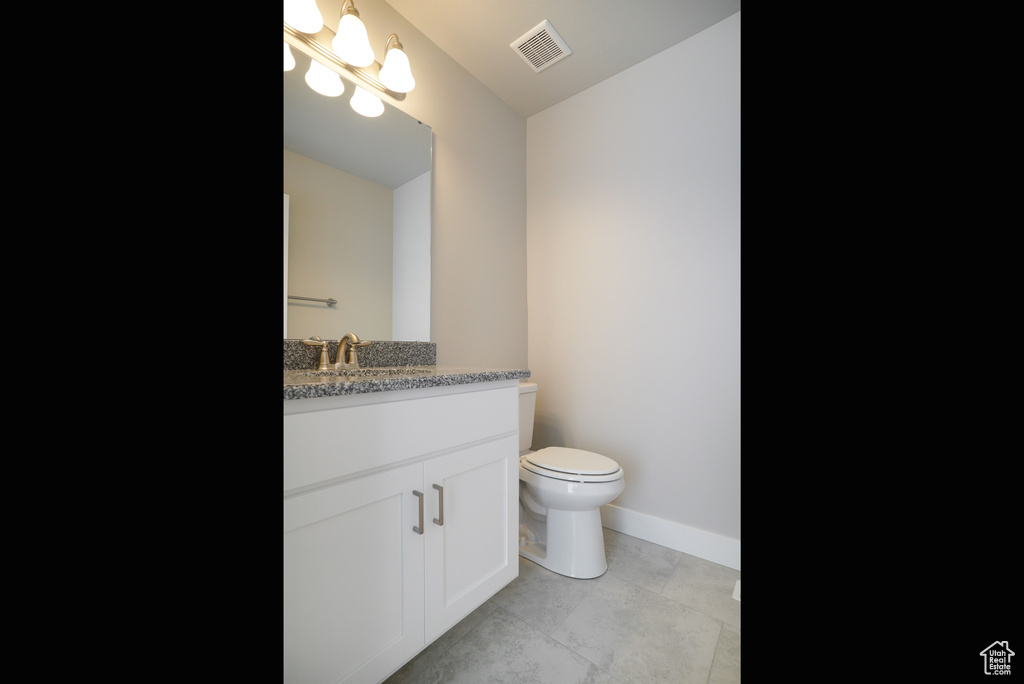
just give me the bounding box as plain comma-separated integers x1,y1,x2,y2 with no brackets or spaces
423,433,519,642
284,464,424,684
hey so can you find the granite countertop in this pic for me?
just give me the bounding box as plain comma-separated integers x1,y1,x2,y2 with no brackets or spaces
284,365,531,400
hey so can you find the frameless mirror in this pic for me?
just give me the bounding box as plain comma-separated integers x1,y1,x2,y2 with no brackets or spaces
284,46,431,341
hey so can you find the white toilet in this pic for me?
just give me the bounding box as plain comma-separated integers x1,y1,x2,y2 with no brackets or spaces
518,381,625,578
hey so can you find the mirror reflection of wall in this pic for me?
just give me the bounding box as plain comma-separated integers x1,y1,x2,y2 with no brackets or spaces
284,45,431,342
285,151,393,340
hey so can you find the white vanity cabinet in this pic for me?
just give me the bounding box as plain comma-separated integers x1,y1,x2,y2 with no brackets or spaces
284,381,519,684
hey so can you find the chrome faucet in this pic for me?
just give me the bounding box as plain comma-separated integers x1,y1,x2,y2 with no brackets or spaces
301,334,371,370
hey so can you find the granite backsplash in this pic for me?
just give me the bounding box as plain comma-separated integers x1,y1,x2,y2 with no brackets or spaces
283,339,436,370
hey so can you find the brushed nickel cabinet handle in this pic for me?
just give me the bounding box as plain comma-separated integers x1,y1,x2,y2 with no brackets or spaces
413,490,424,534
432,484,444,526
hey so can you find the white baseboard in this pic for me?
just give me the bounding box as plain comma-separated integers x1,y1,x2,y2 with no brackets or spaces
600,503,740,571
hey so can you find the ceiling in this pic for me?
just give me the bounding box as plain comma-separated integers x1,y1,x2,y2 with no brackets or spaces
385,0,741,118
284,0,740,184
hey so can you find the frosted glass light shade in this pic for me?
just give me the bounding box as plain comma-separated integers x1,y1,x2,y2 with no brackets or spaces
379,46,415,92
350,86,384,117
304,60,345,97
283,0,323,34
284,42,295,71
333,14,375,67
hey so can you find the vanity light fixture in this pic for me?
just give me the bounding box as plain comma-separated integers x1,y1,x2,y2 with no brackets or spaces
283,0,416,114
283,0,323,35
332,0,375,67
350,86,384,117
284,42,295,71
304,59,345,97
379,34,415,93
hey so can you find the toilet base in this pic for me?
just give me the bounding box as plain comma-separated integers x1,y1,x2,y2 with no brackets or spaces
518,503,609,579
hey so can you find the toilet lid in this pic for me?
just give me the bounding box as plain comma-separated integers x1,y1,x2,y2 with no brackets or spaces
524,447,621,476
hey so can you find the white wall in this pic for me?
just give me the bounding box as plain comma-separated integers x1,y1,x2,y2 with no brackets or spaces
526,13,740,568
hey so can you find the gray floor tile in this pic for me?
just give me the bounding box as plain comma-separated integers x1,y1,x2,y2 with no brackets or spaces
410,607,613,684
490,556,601,634
603,528,683,594
708,624,740,684
384,528,740,684
551,573,722,684
661,553,741,630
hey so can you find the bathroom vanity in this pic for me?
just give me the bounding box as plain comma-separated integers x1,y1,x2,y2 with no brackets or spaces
284,364,529,683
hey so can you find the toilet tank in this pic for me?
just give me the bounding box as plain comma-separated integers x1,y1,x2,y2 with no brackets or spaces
518,381,538,452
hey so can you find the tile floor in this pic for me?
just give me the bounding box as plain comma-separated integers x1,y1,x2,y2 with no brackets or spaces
385,527,741,684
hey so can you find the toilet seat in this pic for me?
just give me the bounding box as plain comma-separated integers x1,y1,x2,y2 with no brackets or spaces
522,447,623,483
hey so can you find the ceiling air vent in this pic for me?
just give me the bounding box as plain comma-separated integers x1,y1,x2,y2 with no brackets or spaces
511,20,572,73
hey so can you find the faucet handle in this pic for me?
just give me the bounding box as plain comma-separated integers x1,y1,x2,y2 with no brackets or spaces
301,336,331,371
